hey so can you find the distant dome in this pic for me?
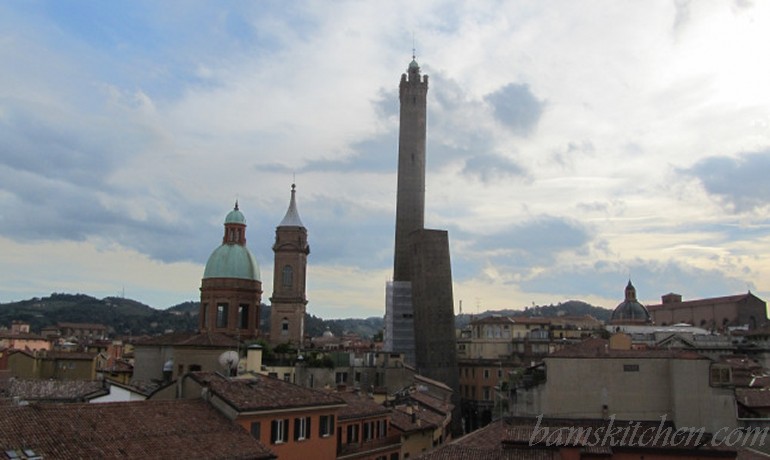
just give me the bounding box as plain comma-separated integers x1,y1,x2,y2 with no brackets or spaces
409,58,419,70
610,280,651,324
203,244,260,281
322,328,334,338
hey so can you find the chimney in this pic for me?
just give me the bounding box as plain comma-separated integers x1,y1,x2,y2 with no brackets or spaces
246,344,263,372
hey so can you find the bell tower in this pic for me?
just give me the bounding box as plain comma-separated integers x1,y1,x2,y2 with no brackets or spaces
269,184,310,346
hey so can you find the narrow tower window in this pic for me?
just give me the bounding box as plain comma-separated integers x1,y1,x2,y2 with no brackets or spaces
282,265,293,288
281,318,289,336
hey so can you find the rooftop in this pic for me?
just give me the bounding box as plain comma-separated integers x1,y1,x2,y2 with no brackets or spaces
190,372,345,413
0,399,275,459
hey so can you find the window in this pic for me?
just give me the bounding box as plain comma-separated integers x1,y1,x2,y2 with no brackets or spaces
335,372,348,384
497,369,503,379
347,424,360,443
216,303,228,328
294,416,311,441
201,303,208,327
483,386,491,401
281,318,289,336
239,305,249,329
283,373,291,382
250,422,261,439
282,265,293,287
363,421,372,441
483,369,490,379
319,414,335,437
711,366,731,385
623,364,639,372
270,419,288,444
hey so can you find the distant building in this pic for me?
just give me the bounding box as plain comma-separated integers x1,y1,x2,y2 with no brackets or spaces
54,322,108,340
199,202,262,337
270,184,310,346
131,332,240,383
609,280,652,325
648,291,768,330
0,321,51,352
7,350,97,380
335,390,401,459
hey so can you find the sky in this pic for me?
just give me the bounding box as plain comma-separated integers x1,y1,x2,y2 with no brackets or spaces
1,1,770,320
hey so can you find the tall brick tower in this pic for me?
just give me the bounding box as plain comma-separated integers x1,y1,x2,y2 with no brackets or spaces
269,184,309,346
385,56,429,365
384,57,459,408
393,56,428,282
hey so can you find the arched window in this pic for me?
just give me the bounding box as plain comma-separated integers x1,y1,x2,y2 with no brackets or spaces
282,265,293,288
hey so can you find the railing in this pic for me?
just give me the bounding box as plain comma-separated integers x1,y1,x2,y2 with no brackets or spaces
336,433,402,457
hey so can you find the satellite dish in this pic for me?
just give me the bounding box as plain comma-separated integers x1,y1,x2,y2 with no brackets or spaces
218,351,240,375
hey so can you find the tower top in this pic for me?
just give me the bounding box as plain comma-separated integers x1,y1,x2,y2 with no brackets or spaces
278,183,305,228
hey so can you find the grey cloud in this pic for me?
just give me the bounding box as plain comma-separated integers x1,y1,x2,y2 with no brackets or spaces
681,150,770,213
462,153,528,183
463,216,593,270
484,83,545,136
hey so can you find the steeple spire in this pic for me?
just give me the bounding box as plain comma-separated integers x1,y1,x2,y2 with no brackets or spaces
278,183,304,228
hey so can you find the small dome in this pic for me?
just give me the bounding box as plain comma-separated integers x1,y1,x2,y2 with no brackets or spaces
610,280,651,324
203,244,260,281
409,58,419,70
225,205,246,224
322,328,334,338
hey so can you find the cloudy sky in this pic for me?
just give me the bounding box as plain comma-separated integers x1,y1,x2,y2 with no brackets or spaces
2,1,769,319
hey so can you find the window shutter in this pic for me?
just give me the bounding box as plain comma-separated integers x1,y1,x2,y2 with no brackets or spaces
306,417,311,439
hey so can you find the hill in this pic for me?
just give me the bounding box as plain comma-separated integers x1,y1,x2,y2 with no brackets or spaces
1,294,610,339
0,293,199,336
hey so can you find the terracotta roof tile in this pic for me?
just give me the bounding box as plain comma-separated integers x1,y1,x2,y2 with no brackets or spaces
192,372,345,412
335,391,391,420
3,379,107,402
0,399,275,459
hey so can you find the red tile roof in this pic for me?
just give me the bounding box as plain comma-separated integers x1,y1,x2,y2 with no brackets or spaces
134,332,240,348
191,372,346,413
335,391,391,421
3,379,107,402
0,399,275,459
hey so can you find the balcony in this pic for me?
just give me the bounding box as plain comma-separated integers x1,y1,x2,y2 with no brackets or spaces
336,433,402,458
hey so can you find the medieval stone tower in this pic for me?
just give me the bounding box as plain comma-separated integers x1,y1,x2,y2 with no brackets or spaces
384,57,459,402
269,184,309,346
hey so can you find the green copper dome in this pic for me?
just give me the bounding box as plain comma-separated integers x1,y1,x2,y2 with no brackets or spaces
203,202,260,281
203,244,260,281
225,202,246,224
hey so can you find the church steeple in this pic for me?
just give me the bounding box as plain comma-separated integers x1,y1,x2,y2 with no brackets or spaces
278,184,304,228
270,184,310,346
